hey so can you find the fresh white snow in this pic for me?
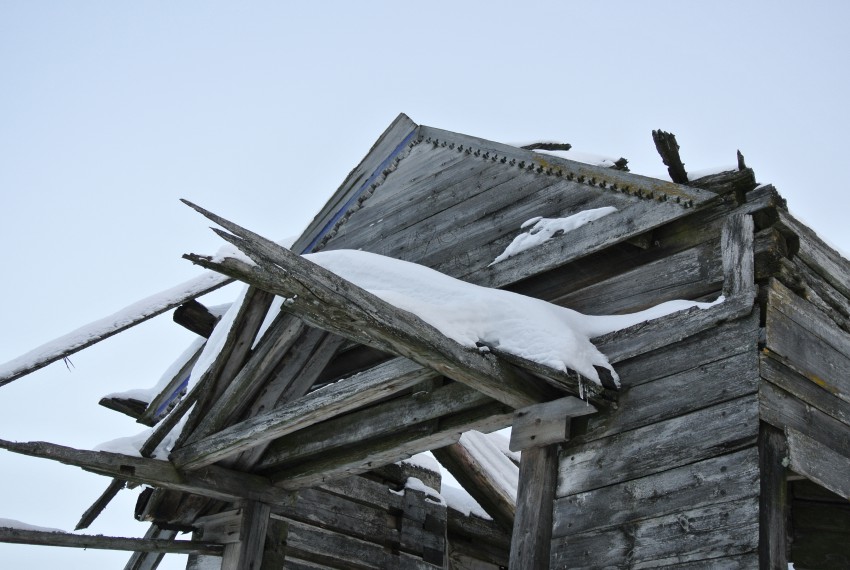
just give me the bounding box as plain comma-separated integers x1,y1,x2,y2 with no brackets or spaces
531,148,623,168
457,431,518,503
491,207,618,265
0,270,228,383
440,483,491,520
400,451,442,474
0,518,64,533
306,249,721,386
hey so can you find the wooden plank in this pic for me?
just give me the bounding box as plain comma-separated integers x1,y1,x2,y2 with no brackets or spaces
0,439,293,506
593,292,756,365
614,311,759,389
576,348,758,445
256,381,491,471
509,445,558,570
122,524,180,570
0,270,231,386
269,403,513,490
766,278,850,405
292,113,419,254
173,299,219,338
137,341,204,427
552,227,779,316
0,525,222,555
758,380,850,459
721,213,755,298
170,357,438,470
552,448,760,537
220,501,271,570
181,201,555,413
75,477,125,530
446,506,510,567
509,396,595,451
777,209,850,302
786,427,850,501
433,432,517,532
187,314,306,443
759,424,789,570
399,484,448,565
549,497,760,569
557,394,759,497
760,351,850,430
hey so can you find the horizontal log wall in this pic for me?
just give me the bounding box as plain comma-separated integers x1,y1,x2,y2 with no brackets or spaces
552,315,761,568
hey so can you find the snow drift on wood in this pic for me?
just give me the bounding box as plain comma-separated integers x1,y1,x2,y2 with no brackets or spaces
491,207,617,265
307,249,720,386
0,518,64,533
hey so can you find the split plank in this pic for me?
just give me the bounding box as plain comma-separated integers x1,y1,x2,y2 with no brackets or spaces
181,201,554,412
171,357,438,470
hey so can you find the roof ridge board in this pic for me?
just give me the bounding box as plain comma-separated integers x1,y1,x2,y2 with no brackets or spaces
417,125,719,209
292,113,420,254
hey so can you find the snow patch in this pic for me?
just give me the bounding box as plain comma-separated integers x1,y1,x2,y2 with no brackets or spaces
0,518,64,533
441,483,491,520
401,451,442,474
404,477,446,505
491,207,617,265
532,148,622,168
306,249,720,386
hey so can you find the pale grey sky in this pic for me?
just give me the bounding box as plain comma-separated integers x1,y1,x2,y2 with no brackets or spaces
2,2,849,567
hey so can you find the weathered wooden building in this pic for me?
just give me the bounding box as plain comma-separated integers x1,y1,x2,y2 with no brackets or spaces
2,113,850,568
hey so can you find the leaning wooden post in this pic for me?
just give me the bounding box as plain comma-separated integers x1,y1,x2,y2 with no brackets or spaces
508,397,594,568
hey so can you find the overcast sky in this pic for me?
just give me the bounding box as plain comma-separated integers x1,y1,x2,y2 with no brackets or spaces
2,2,849,568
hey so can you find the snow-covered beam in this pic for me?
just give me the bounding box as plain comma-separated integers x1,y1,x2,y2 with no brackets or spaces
0,525,223,556
180,200,556,410
0,439,293,506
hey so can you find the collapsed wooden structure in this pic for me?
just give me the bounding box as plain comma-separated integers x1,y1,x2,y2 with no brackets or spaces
2,113,850,568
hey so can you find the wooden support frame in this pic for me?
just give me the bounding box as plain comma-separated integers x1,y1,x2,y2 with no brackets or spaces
759,423,789,570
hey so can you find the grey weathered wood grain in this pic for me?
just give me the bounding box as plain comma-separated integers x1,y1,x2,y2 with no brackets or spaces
170,357,437,470
765,278,850,405
0,439,293,506
291,113,418,254
721,214,755,298
220,501,270,570
759,380,850,459
269,403,513,490
0,526,222,555
553,448,760,537
181,201,555,412
187,314,306,443
786,427,850,501
257,381,491,470
575,348,758,445
122,524,180,570
777,209,850,302
509,445,557,570
593,292,755,365
510,397,594,451
760,351,850,429
557,394,759,497
549,497,760,569
759,424,789,570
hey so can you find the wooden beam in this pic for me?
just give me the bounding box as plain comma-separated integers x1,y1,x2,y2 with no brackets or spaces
269,403,513,490
509,444,558,569
0,271,231,387
173,299,219,338
180,200,553,410
759,423,789,570
433,431,518,532
170,357,438,470
509,397,595,452
75,478,125,530
652,129,688,183
220,502,271,570
786,427,850,501
122,524,179,570
0,439,293,506
721,213,756,299
0,526,222,556
257,380,492,471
